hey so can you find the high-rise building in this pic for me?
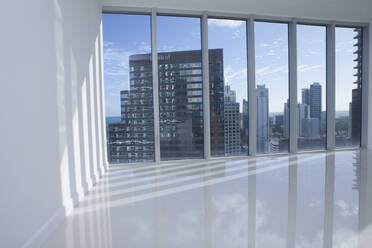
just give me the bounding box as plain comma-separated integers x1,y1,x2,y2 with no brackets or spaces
106,116,123,162
108,53,154,163
310,82,322,120
224,85,241,155
301,118,320,139
297,83,322,140
274,114,284,126
349,102,353,138
242,99,249,146
284,99,289,139
297,103,310,137
350,28,362,144
108,49,224,163
256,84,269,153
302,88,310,106
209,49,225,156
270,138,280,153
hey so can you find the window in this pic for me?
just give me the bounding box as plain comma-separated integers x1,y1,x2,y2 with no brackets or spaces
255,22,289,154
208,18,248,157
157,16,204,160
335,27,362,148
102,12,366,164
103,14,154,164
297,25,327,150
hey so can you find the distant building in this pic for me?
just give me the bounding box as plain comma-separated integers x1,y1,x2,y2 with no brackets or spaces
242,99,249,147
296,83,322,140
209,49,225,156
298,103,310,137
106,116,122,162
274,114,284,126
108,52,154,163
350,28,362,144
256,85,269,153
270,138,280,153
301,118,320,139
224,85,241,155
284,99,289,139
310,82,322,132
349,102,353,138
108,49,224,163
302,88,310,106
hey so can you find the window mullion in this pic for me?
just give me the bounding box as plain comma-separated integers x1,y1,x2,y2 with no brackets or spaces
289,21,298,153
247,17,256,156
151,9,161,163
202,12,211,159
326,24,336,150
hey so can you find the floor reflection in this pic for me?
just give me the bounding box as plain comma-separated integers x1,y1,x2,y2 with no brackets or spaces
42,149,372,248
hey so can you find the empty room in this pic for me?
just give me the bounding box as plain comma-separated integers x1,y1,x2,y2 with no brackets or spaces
2,0,372,247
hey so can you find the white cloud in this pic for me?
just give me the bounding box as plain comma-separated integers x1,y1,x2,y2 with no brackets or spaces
333,228,358,248
103,41,132,77
309,199,321,209
295,231,323,248
256,65,288,76
256,67,270,74
159,44,177,52
178,211,198,225
232,29,242,39
297,64,323,72
103,41,114,48
256,200,268,229
259,37,285,57
268,49,276,56
213,193,246,213
224,66,247,83
211,193,249,247
336,200,358,217
307,49,319,55
256,232,286,248
138,41,151,52
208,19,244,28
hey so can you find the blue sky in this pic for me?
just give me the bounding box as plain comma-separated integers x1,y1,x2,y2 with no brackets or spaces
102,14,359,116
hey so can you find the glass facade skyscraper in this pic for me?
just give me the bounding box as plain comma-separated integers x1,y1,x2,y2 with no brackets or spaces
256,84,269,153
350,28,362,145
108,49,224,163
310,82,322,126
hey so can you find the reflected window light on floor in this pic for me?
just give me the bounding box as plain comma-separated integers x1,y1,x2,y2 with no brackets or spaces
41,150,372,248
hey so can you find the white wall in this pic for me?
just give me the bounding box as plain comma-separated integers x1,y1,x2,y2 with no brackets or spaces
0,0,106,247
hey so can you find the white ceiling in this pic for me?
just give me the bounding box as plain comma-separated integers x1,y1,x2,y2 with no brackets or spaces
103,0,372,23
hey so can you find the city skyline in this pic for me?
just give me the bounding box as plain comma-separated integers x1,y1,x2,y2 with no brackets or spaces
103,15,361,161
103,15,359,117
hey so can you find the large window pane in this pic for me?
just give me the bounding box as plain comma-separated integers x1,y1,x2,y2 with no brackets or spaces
157,16,203,160
103,14,154,164
335,27,362,148
297,25,326,150
255,22,289,154
208,18,248,157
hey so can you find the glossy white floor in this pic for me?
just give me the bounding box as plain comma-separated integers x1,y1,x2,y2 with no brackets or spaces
42,149,372,248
